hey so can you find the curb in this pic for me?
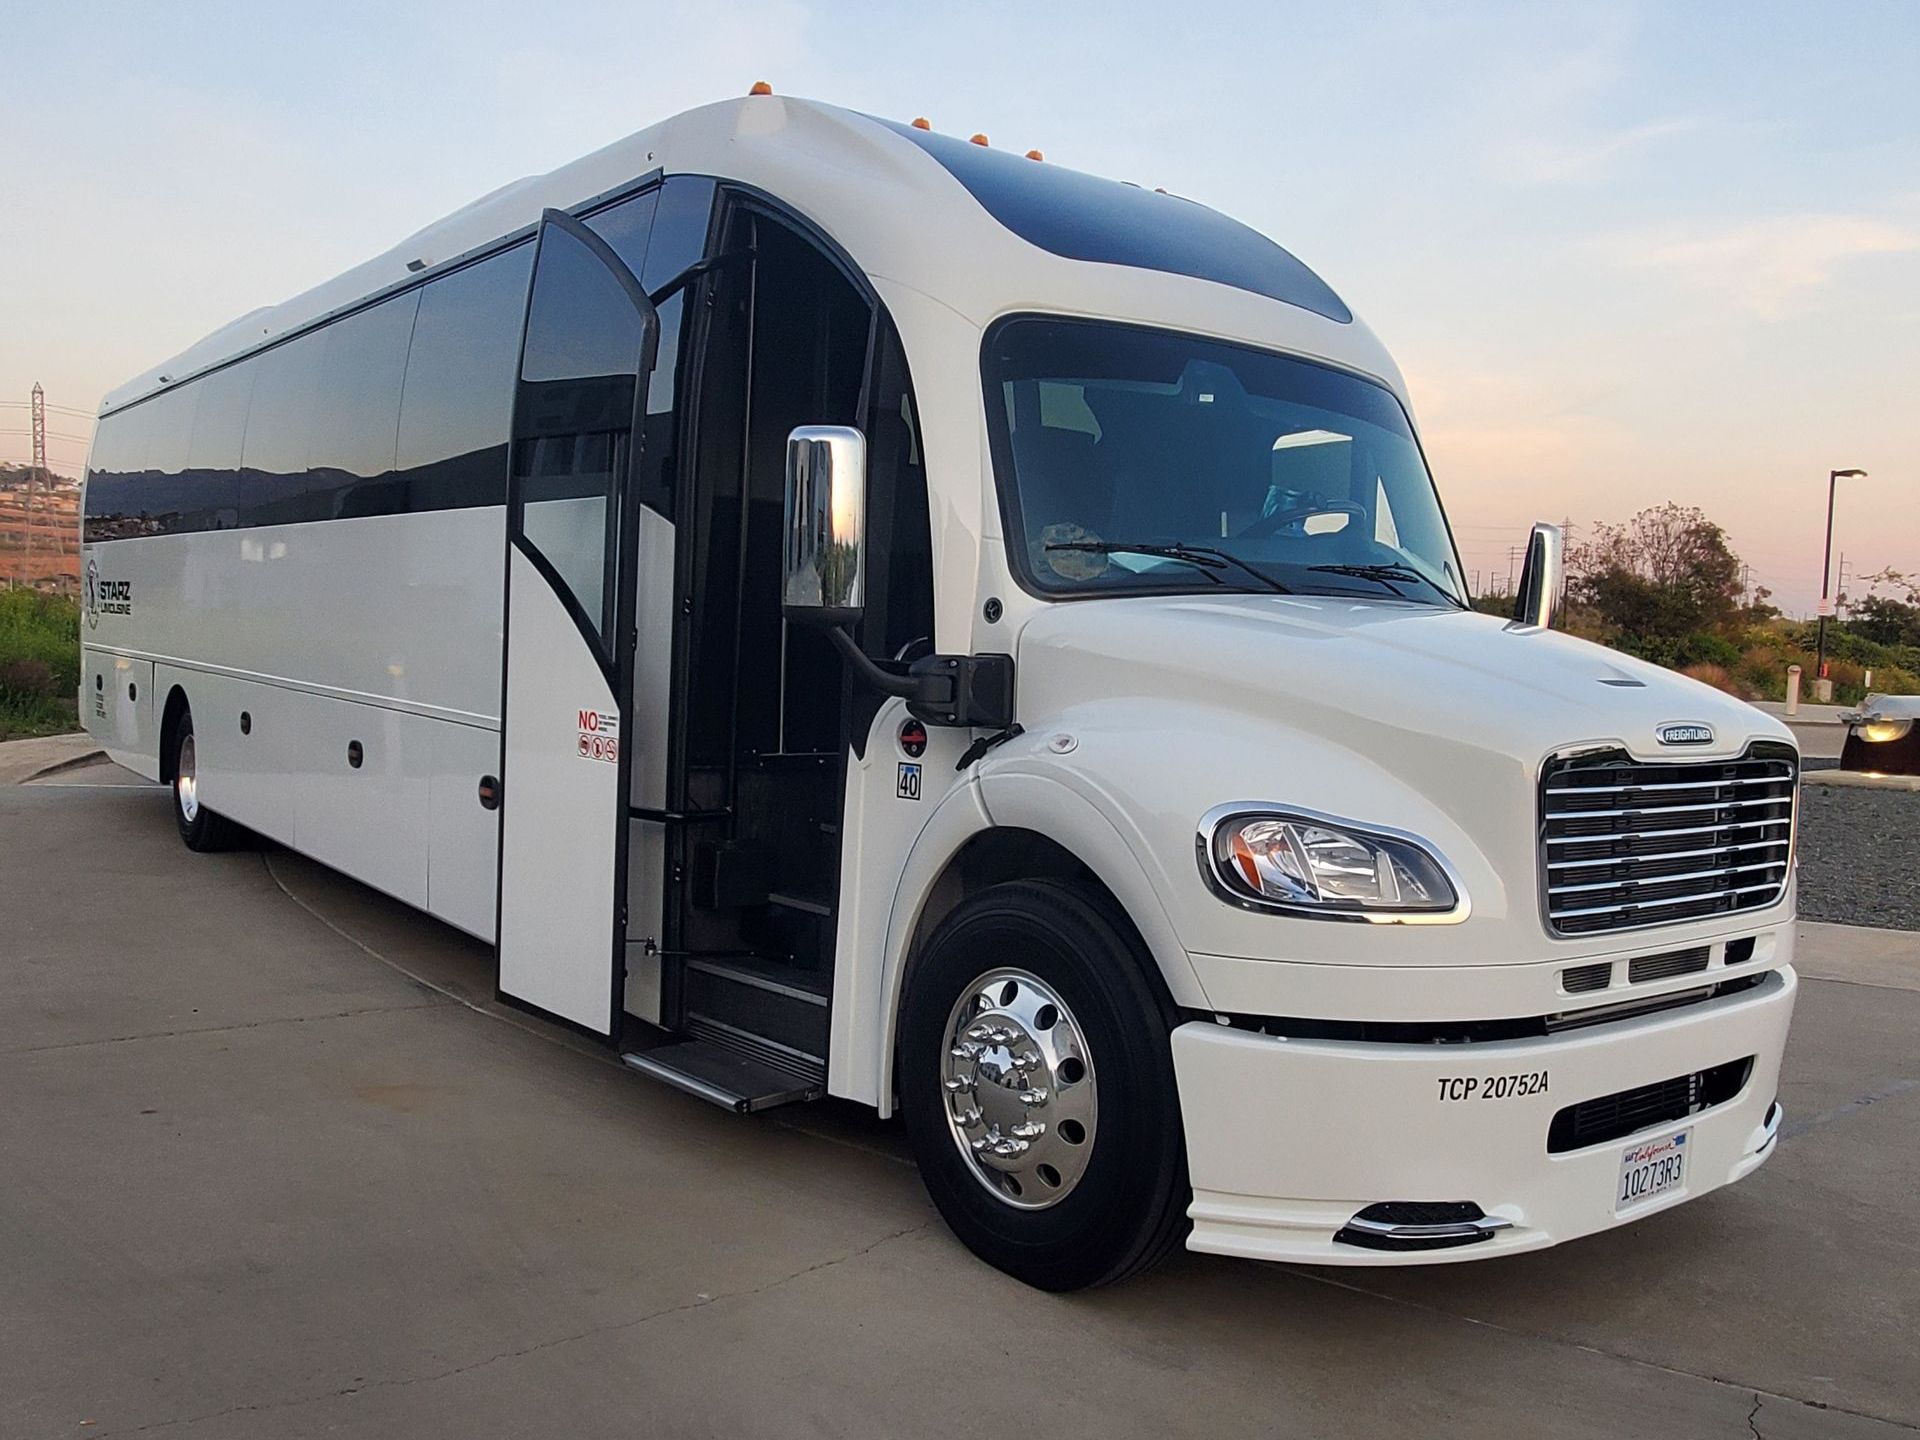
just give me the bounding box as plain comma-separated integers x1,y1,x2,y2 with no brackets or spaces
25,749,109,782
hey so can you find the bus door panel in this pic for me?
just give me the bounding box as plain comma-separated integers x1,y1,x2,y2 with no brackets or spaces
496,209,660,1037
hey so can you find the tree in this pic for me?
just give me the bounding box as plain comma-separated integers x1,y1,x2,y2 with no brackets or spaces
1850,570,1920,648
1565,503,1743,645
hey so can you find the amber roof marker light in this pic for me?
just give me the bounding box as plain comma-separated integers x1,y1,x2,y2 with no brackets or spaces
748,81,774,96
911,116,932,130
970,133,990,146
1026,149,1045,161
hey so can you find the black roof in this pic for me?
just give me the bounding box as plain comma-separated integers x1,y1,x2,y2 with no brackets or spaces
874,118,1350,324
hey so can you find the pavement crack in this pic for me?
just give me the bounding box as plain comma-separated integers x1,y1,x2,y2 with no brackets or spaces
95,1219,935,1437
3,999,447,1056
1747,1392,1764,1439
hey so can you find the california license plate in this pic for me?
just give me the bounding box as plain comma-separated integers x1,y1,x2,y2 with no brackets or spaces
1616,1129,1689,1212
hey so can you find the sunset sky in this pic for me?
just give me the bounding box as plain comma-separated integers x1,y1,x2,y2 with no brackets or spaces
4,0,1913,612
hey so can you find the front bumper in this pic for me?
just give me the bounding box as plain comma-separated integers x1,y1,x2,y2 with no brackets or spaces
1172,965,1796,1265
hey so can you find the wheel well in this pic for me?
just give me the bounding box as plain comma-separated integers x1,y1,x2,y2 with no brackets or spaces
906,827,1129,981
884,826,1166,1112
158,687,190,783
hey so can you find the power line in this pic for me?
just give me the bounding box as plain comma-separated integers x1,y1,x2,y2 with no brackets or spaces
0,400,94,419
0,427,92,442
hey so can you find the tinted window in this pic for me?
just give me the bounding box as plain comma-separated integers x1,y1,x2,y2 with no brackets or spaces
632,178,715,514
396,243,534,511
241,332,324,525
82,404,153,542
514,222,651,642
985,318,1462,605
137,384,202,527
876,119,1350,324
587,187,660,281
184,361,255,531
304,290,419,520
640,178,715,293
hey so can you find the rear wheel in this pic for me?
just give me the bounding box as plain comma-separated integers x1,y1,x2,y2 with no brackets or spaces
170,708,242,852
899,879,1189,1290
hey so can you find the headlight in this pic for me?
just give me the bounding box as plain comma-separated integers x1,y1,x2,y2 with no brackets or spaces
1200,807,1461,920
1857,717,1913,744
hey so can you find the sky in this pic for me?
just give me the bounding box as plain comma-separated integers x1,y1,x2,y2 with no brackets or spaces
2,0,1914,612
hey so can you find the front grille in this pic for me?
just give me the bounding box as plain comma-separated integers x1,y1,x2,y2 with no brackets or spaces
1562,961,1612,994
1628,946,1711,984
1546,1056,1753,1153
1540,743,1797,936
1350,1201,1485,1227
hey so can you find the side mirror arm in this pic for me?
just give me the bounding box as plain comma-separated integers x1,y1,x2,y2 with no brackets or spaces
827,627,1015,730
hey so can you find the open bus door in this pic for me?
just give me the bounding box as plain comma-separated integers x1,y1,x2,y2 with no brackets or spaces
495,209,659,1036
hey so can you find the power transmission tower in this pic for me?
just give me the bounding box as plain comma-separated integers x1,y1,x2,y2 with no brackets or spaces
27,382,49,585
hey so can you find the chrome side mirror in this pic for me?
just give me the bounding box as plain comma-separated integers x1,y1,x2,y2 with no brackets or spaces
782,425,867,626
1512,521,1563,628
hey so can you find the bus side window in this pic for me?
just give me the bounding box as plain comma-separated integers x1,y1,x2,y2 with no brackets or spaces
185,363,255,531
83,402,155,544
309,290,419,521
395,243,536,513
638,179,717,518
241,332,324,525
863,318,934,663
137,384,201,535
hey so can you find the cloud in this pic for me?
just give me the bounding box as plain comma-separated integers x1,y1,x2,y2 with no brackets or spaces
1593,213,1920,316
1499,115,1709,184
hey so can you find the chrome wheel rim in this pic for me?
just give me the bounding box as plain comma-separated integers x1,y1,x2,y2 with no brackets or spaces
176,733,199,823
941,968,1097,1210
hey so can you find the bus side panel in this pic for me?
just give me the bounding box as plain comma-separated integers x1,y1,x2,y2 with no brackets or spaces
153,664,296,846
81,648,156,778
426,721,500,942
291,692,431,910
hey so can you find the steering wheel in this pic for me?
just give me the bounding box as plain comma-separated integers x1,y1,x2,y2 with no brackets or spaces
1234,499,1367,541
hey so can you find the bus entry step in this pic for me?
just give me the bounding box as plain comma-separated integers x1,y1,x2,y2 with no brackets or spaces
621,1040,823,1113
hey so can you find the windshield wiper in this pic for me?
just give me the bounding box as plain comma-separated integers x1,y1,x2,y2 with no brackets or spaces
1305,562,1456,604
1047,540,1293,595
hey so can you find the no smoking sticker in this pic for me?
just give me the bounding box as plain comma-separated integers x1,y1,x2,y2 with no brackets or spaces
577,708,620,764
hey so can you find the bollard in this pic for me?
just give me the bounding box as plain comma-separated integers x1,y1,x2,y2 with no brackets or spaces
1815,677,1834,704
1785,665,1801,715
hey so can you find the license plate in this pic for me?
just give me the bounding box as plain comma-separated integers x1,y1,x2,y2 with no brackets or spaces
1616,1129,1689,1212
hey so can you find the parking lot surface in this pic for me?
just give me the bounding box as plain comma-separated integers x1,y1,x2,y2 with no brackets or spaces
4,763,1917,1439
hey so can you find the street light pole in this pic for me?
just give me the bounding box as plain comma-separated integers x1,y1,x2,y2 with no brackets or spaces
1815,467,1866,691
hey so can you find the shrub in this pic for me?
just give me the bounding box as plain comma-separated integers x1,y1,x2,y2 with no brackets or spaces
0,590,80,740
1672,631,1743,671
0,658,58,701
1680,662,1744,696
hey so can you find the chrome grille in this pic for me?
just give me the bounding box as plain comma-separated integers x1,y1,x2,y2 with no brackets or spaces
1540,744,1797,936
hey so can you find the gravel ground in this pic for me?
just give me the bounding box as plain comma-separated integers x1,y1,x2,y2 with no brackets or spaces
1797,775,1920,930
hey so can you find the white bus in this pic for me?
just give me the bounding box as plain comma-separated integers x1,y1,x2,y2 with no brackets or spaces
81,91,1798,1290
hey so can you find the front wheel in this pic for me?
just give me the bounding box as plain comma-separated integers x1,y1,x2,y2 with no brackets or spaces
898,879,1190,1290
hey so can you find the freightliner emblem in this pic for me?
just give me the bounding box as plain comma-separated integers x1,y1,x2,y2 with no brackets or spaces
1656,723,1715,746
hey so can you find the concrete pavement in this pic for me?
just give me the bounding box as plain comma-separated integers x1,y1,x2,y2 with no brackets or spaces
0,731,101,785
3,762,1917,1438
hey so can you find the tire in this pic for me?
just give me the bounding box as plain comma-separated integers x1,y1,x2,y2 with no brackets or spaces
170,708,243,852
898,879,1190,1290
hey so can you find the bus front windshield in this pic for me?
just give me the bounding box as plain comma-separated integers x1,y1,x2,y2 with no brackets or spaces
984,318,1466,607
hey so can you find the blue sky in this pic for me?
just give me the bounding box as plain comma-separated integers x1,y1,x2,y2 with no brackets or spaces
3,0,1914,610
